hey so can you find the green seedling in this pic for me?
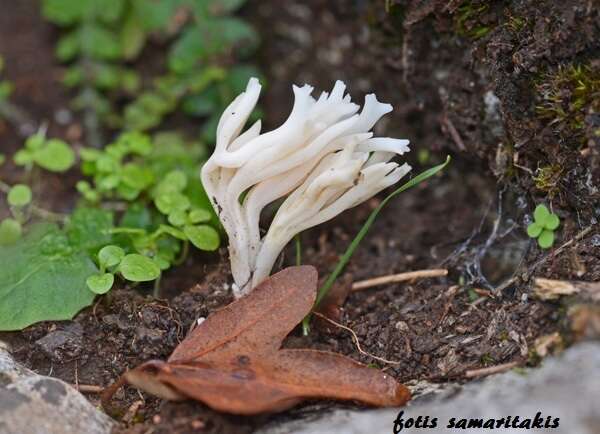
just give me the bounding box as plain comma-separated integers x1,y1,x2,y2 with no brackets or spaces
86,244,125,294
1,128,221,329
527,204,560,249
119,253,161,282
0,218,22,246
0,184,33,245
2,1,258,330
7,184,32,207
78,132,220,295
14,132,75,172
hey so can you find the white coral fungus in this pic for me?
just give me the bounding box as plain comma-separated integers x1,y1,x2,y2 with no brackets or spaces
201,78,411,297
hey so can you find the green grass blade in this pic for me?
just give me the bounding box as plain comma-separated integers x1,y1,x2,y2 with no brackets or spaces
313,155,451,308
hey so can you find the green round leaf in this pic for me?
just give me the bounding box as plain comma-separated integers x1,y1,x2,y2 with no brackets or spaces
155,192,190,215
86,273,114,294
25,134,45,150
80,147,102,162
98,245,125,268
33,139,75,172
76,181,100,202
56,32,79,61
119,253,160,282
94,64,120,89
155,171,189,197
0,219,22,245
13,149,34,166
121,132,152,155
153,256,171,271
526,222,542,238
76,180,92,192
164,170,188,191
121,163,154,190
97,173,120,191
116,183,140,201
545,213,560,230
184,225,219,251
80,25,122,60
96,155,120,172
121,70,140,93
188,208,211,224
8,184,32,207
533,204,550,225
168,210,187,227
538,230,555,249
62,66,83,87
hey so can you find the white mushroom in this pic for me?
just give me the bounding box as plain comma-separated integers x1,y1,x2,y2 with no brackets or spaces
201,78,411,297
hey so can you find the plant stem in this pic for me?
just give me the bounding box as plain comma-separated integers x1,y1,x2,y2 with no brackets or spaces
294,233,302,266
153,272,162,298
174,240,189,266
109,227,147,235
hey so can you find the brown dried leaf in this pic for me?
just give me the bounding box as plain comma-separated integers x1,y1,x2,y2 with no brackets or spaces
102,266,410,414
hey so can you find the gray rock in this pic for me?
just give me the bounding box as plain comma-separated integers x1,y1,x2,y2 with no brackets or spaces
0,342,114,434
257,342,600,434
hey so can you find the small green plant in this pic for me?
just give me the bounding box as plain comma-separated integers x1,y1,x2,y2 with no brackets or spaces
14,131,75,172
42,0,142,145
0,130,220,330
77,131,220,294
527,204,560,249
0,184,33,245
1,1,256,331
122,1,261,142
87,245,161,294
43,0,261,144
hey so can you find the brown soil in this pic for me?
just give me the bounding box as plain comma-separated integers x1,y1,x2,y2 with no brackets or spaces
1,1,599,434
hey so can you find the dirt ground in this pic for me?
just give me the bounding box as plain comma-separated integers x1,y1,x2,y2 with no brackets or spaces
1,1,599,433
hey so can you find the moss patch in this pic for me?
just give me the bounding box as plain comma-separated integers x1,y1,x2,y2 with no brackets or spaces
536,63,600,144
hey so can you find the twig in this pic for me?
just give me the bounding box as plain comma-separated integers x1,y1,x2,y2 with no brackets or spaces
351,269,448,291
441,114,466,151
465,361,520,378
123,400,144,424
313,312,401,366
70,384,104,393
533,277,600,301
